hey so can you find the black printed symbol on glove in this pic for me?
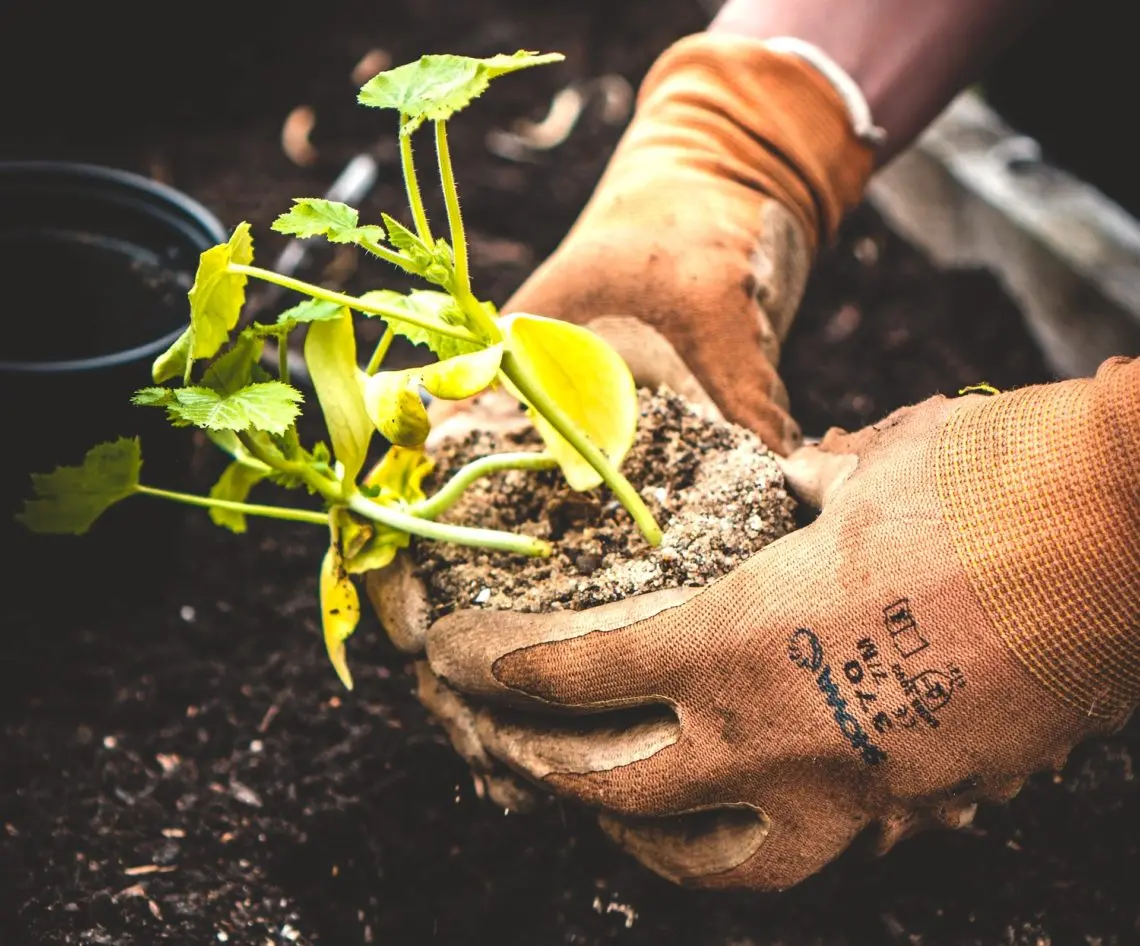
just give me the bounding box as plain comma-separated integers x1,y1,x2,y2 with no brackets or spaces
883,597,929,659
788,627,823,672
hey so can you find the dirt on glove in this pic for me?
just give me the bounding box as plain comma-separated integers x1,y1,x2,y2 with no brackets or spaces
413,387,797,619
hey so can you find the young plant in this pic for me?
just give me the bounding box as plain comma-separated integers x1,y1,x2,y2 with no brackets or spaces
18,50,662,690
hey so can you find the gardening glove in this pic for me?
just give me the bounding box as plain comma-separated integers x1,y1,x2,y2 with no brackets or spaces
424,356,1140,890
504,32,877,455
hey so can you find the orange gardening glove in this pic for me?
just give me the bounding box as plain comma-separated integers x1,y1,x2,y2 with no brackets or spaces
424,357,1140,890
504,32,874,455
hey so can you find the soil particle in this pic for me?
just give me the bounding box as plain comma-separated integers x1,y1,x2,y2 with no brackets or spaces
413,387,797,618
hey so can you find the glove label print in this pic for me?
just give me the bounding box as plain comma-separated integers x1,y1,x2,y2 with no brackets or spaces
883,597,929,658
788,628,887,766
837,599,968,737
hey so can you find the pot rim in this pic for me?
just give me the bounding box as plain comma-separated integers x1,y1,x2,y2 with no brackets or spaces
0,160,226,375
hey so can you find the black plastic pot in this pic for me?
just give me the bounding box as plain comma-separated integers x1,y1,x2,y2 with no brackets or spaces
0,162,227,616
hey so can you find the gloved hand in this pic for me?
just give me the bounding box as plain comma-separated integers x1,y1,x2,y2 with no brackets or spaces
503,32,874,454
423,357,1140,890
366,312,729,809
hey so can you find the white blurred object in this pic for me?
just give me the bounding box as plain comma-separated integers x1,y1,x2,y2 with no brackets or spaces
869,92,1140,378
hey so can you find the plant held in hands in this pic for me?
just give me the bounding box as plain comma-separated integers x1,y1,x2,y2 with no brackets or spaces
18,51,662,689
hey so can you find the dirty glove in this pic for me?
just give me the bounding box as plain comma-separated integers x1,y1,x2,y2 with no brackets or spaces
424,357,1140,890
366,316,721,808
505,32,875,454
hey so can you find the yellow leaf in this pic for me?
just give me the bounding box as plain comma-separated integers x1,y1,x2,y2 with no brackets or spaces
363,445,435,505
304,308,373,483
500,313,637,491
361,370,431,447
418,343,504,399
320,544,360,690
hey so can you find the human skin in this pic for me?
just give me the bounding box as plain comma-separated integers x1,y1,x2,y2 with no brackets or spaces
709,0,1053,164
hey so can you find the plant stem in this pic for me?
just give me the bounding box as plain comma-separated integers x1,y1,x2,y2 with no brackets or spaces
237,432,342,506
434,120,501,343
411,451,557,520
137,485,329,525
347,492,551,557
435,120,468,296
357,236,421,277
499,352,663,546
401,118,433,244
278,339,290,384
365,325,395,375
227,265,480,344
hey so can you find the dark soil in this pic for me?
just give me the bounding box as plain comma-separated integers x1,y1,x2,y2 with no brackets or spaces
414,388,795,619
5,2,1136,945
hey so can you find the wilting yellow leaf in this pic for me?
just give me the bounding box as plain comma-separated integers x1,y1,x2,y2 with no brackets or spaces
320,544,361,690
501,313,636,490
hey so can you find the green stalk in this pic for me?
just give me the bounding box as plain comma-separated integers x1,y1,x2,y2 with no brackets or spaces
137,485,329,525
434,120,500,343
401,118,433,244
347,492,551,557
277,339,290,384
237,432,342,505
435,120,469,296
227,264,480,344
365,325,395,375
411,451,557,521
499,353,663,546
357,236,422,277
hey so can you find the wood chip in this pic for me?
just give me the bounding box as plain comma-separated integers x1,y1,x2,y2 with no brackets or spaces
282,105,319,167
123,864,177,876
352,48,391,86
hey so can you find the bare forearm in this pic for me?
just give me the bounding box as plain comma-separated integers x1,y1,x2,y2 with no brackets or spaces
709,0,1052,164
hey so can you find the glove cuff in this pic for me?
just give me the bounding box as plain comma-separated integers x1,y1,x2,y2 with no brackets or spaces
639,33,876,245
936,357,1140,720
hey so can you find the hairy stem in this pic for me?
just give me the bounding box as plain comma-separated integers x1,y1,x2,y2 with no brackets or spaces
236,432,342,506
411,451,557,521
227,264,480,344
499,353,663,546
435,120,468,296
347,492,551,557
365,325,395,375
137,485,329,525
401,118,433,244
357,236,422,277
434,120,501,343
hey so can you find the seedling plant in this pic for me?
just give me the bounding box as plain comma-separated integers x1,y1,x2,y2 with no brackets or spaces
19,51,662,689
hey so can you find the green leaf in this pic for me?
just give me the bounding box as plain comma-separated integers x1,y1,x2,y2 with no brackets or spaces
358,50,564,134
272,199,385,245
380,213,422,254
320,542,360,690
164,382,303,435
208,460,268,533
358,289,481,361
202,333,264,395
152,223,255,383
17,438,141,535
276,299,345,328
361,370,430,448
501,313,637,491
151,328,193,385
131,386,173,407
303,307,373,484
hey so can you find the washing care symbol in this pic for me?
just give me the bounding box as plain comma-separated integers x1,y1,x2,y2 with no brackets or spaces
883,597,929,658
901,665,966,712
